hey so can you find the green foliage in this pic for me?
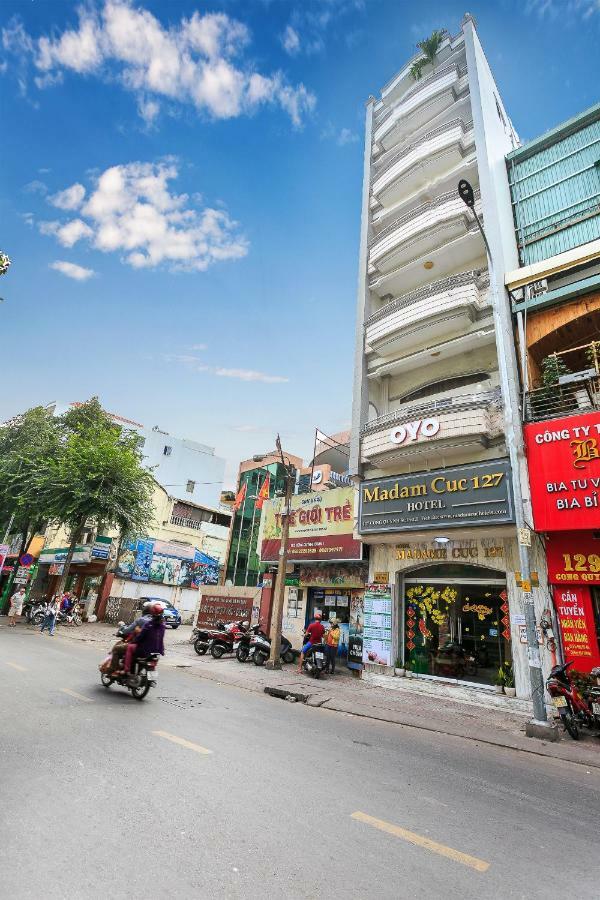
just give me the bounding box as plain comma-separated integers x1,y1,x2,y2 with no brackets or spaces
495,664,506,686
503,663,515,688
409,29,447,80
586,341,600,373
541,353,570,387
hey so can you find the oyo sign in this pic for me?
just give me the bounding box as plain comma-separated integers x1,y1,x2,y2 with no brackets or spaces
390,418,440,445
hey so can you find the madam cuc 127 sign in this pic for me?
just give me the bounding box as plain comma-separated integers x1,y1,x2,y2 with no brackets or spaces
524,412,600,531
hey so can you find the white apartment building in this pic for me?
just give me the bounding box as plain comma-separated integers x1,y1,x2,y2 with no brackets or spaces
349,16,550,699
48,402,226,508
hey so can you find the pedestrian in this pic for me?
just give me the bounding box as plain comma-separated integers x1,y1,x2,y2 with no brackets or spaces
40,595,60,636
325,619,341,674
8,587,26,627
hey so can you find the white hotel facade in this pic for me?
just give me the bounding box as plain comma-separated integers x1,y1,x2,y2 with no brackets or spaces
349,16,550,698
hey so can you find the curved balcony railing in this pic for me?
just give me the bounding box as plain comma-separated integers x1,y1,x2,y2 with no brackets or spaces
374,63,467,129
360,388,502,437
365,270,489,329
372,118,473,183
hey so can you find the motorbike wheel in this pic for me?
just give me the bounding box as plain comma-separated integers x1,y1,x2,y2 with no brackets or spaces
72,614,82,627
283,649,295,664
131,671,151,701
101,674,113,688
253,650,267,666
32,611,45,626
194,641,208,656
170,623,180,630
211,643,225,659
562,712,580,740
236,646,249,663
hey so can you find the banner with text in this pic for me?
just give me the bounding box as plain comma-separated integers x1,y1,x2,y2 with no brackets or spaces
363,583,393,667
552,585,600,672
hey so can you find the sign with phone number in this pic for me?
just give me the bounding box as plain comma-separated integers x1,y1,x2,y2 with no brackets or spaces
546,532,600,584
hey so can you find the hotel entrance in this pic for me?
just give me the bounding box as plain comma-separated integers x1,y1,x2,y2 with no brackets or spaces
400,564,512,687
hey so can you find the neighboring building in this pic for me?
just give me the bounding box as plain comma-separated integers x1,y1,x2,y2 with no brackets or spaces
507,102,600,673
224,449,303,587
47,402,226,508
349,18,546,695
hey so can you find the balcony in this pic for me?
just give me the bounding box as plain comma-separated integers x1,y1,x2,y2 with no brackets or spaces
360,389,503,465
524,373,600,422
373,64,469,152
170,515,204,531
369,189,481,275
371,119,475,208
365,270,489,358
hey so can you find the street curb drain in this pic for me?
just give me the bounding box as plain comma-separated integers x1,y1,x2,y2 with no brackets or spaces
264,687,308,704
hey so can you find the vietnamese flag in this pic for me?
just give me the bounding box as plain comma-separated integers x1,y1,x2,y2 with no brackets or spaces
233,482,247,511
255,474,271,509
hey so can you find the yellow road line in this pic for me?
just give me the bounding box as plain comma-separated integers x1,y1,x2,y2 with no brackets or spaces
59,688,94,703
351,811,490,873
4,661,27,672
152,730,212,755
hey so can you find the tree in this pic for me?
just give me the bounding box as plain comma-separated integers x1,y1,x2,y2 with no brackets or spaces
410,29,447,81
30,398,155,596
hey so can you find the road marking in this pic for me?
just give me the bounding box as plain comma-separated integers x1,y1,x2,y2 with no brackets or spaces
59,688,94,703
4,661,27,672
351,811,490,873
152,730,212,755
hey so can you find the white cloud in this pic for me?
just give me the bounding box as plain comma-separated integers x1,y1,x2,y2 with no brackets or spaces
525,0,600,18
39,159,248,273
190,343,207,350
214,367,288,383
50,260,96,281
282,25,300,55
321,121,359,146
24,179,48,194
3,1,316,127
50,182,86,210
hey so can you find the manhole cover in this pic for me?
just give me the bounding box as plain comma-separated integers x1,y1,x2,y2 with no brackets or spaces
158,697,202,708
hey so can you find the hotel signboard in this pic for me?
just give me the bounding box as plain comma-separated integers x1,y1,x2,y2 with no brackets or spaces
359,459,514,534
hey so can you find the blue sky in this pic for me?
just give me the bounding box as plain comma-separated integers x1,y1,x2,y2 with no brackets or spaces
1,0,599,485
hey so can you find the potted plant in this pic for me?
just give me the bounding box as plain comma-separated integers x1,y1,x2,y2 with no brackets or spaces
409,30,447,81
503,664,516,698
394,656,405,677
494,665,505,694
404,659,413,678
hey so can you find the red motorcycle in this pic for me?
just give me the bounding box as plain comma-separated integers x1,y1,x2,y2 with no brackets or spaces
546,659,594,740
207,620,249,659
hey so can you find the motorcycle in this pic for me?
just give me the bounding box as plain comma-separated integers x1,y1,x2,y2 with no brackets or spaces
301,642,328,678
207,620,249,659
100,652,160,701
235,624,266,662
249,631,296,666
546,659,594,740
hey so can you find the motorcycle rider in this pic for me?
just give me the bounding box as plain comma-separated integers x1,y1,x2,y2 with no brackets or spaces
297,611,325,674
124,602,166,676
110,602,154,673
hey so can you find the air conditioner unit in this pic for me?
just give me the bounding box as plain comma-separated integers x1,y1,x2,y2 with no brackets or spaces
530,279,548,298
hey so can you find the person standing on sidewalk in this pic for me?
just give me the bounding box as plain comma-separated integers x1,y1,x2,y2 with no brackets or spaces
7,587,26,627
40,595,60,636
325,619,340,674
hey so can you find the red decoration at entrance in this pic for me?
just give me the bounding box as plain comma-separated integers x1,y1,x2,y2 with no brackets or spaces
407,630,415,640
552,585,600,673
406,641,415,651
500,601,509,614
501,615,509,627
500,590,507,602
502,628,511,641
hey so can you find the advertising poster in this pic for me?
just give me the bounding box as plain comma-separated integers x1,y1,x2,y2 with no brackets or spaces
348,591,365,670
149,553,167,583
553,585,600,672
299,563,366,589
196,593,254,629
524,412,600,530
363,583,393,666
546,532,600,585
0,544,9,572
260,487,362,562
133,539,154,581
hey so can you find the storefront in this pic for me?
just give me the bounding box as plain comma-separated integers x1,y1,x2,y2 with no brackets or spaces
524,411,600,673
357,460,548,696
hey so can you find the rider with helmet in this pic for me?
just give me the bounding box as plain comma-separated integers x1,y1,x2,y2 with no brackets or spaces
124,602,166,675
297,611,325,674
108,601,154,674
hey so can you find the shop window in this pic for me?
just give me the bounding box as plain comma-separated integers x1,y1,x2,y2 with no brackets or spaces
399,372,491,404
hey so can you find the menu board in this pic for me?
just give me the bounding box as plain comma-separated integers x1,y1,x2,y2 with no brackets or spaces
362,583,393,666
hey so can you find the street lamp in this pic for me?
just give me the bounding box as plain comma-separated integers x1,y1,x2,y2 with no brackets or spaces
253,441,296,670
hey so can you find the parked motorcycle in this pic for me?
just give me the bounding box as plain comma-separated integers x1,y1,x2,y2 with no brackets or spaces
100,652,160,700
546,659,594,740
192,621,228,655
250,631,296,666
208,620,249,659
235,624,266,662
301,641,328,678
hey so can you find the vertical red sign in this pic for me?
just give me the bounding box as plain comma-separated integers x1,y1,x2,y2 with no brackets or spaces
552,585,600,673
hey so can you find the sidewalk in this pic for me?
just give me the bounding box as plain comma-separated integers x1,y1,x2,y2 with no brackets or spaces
43,621,600,770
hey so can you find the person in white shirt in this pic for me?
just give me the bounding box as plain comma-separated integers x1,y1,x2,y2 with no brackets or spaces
8,588,26,627
40,595,60,636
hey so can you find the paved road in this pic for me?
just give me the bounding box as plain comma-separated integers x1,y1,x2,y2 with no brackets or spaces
1,626,599,899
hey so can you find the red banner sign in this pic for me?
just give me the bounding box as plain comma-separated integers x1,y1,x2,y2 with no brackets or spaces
546,532,600,585
524,412,600,530
196,594,254,629
552,585,600,672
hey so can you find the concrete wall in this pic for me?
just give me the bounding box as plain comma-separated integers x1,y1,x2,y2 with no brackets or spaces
110,576,199,624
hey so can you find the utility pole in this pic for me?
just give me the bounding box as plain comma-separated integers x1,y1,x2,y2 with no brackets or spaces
458,180,550,732
266,467,294,670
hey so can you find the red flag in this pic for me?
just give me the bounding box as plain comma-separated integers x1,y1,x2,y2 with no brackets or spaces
255,474,270,510
233,482,247,511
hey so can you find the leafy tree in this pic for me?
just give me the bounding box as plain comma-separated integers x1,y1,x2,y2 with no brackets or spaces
541,353,570,387
29,398,155,596
410,29,447,80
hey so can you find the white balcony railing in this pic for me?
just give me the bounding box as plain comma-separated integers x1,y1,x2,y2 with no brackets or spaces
170,515,204,531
